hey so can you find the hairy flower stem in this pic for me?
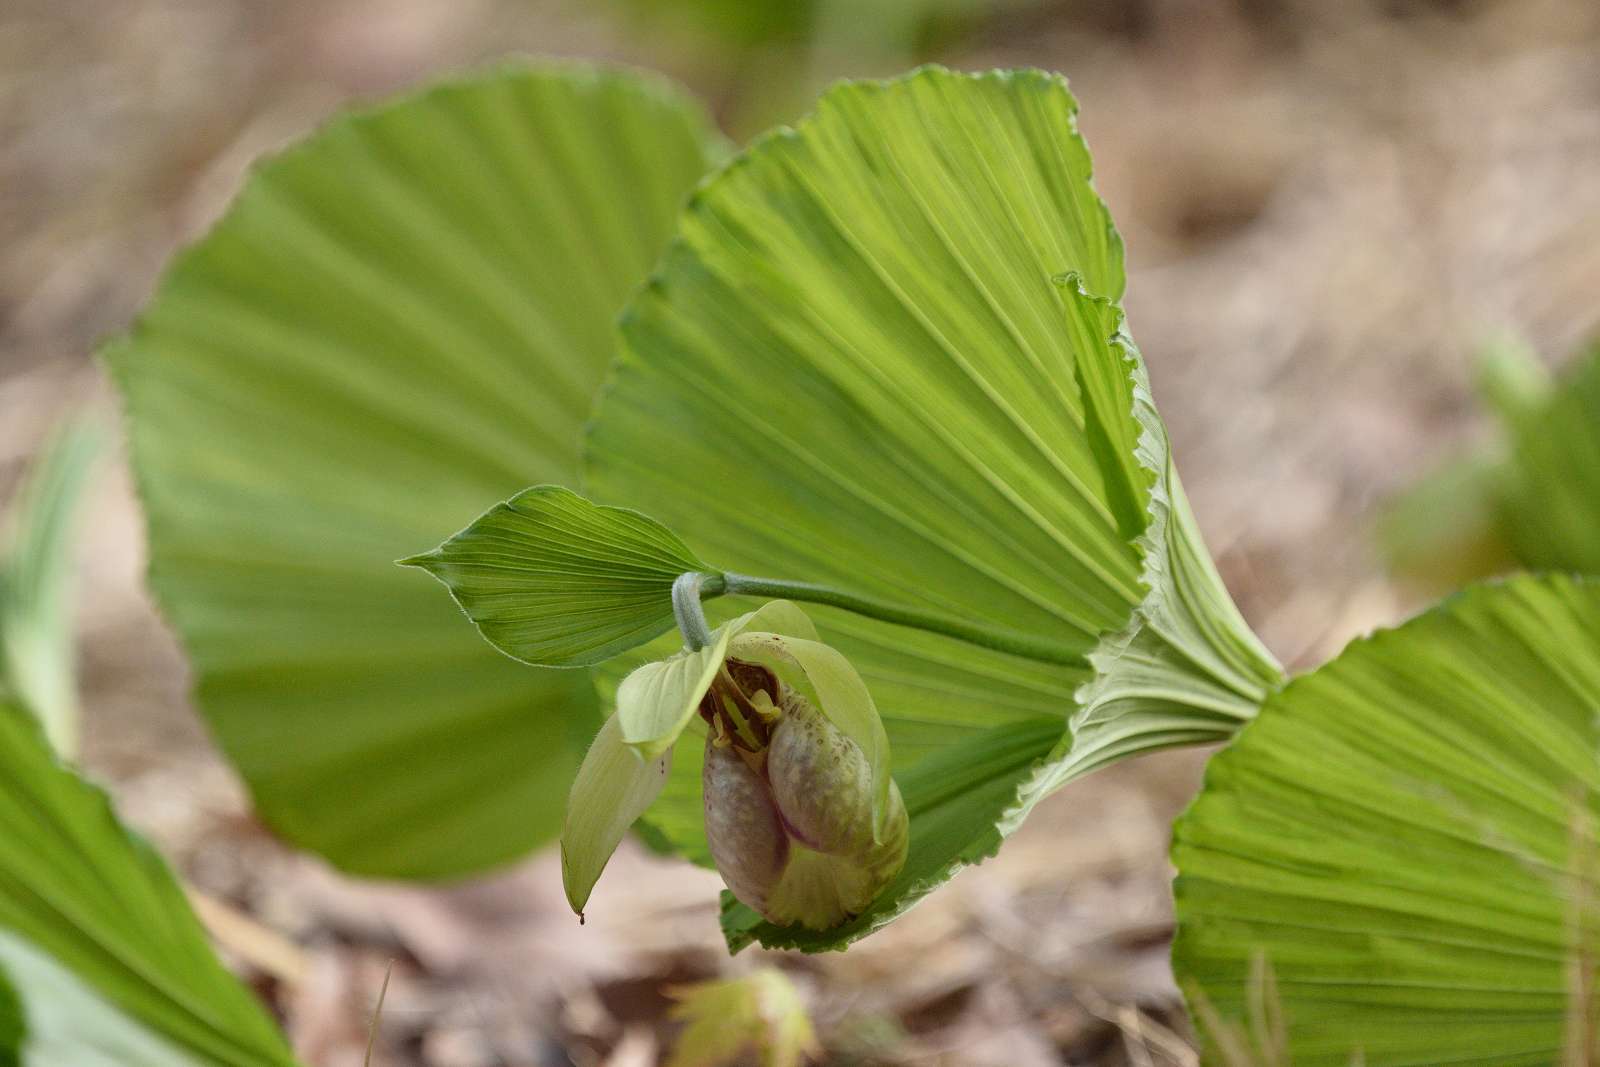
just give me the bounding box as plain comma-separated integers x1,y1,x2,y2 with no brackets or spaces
672,571,715,650
686,571,1083,667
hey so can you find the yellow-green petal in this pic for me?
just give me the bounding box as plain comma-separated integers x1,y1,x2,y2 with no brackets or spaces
614,601,826,761
614,633,732,761
560,713,673,915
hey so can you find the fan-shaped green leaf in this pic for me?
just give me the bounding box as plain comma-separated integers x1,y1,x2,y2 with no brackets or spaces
105,63,728,877
1173,574,1600,1066
561,712,673,915
586,66,1281,951
404,485,708,667
0,699,296,1065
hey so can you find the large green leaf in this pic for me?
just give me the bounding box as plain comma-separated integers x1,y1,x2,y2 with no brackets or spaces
585,66,1281,950
0,416,103,758
0,699,297,1065
105,63,728,877
1173,574,1600,1066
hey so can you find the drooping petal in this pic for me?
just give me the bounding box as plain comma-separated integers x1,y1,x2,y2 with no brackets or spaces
614,599,825,760
560,714,672,916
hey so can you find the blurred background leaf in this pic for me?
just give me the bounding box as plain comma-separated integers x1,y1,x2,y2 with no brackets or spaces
0,971,19,1067
598,0,1036,136
0,415,101,759
1381,339,1600,591
1498,344,1600,576
665,968,818,1067
0,698,297,1066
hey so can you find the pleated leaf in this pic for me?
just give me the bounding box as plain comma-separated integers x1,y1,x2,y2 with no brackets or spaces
404,485,708,667
0,699,297,1065
586,66,1280,951
561,712,673,916
104,63,727,877
1173,574,1600,1066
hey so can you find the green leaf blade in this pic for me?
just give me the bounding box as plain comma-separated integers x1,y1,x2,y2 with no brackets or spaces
105,62,727,878
0,701,297,1065
405,485,708,667
1172,574,1600,1065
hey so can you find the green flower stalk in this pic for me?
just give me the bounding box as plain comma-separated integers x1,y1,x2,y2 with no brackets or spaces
559,600,907,930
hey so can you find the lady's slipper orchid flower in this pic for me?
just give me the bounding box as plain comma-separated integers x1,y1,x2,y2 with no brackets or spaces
560,600,907,931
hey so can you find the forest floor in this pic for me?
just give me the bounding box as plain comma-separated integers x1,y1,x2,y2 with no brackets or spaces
3,1,1600,1063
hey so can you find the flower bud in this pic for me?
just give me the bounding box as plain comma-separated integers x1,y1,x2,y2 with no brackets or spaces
701,685,908,931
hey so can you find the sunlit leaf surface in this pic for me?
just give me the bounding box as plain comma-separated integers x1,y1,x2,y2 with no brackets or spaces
587,66,1279,950
0,700,296,1066
1174,574,1600,1066
105,64,727,877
